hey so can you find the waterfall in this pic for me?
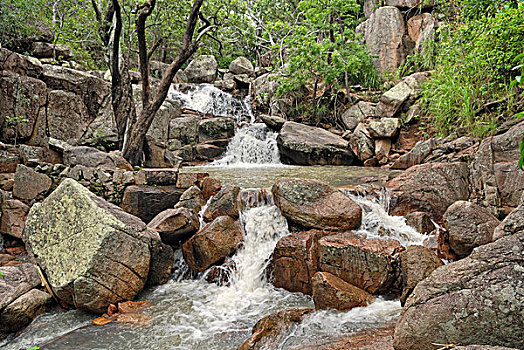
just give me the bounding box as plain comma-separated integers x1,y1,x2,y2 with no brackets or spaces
169,84,282,166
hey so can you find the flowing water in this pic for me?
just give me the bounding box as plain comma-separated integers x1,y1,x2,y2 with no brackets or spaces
3,86,423,349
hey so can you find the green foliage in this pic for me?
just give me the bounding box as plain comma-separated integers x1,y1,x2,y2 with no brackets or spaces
26,346,40,350
421,2,524,137
0,271,4,278
6,115,29,146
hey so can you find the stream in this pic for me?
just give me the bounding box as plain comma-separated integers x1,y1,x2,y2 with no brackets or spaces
2,85,425,350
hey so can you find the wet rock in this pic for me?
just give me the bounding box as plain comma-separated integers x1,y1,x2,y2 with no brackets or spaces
0,72,47,145
349,123,375,162
0,289,53,334
0,263,41,312
201,177,222,201
376,72,429,118
148,208,200,244
184,55,218,83
147,238,174,286
120,185,184,223
229,56,254,75
205,259,236,286
493,204,524,241
22,179,165,313
405,211,434,234
13,164,52,201
386,162,470,221
443,201,500,259
182,215,243,272
451,346,519,350
260,114,286,132
195,143,226,160
197,117,235,143
277,122,354,166
368,118,401,138
391,139,435,170
238,308,314,350
272,178,362,230
64,146,132,170
31,42,73,59
0,199,30,239
318,233,404,294
271,230,330,295
290,327,395,350
342,101,376,131
135,168,178,186
399,245,443,305
0,48,43,78
356,6,406,73
312,271,374,311
393,232,524,350
202,184,241,222
174,185,207,213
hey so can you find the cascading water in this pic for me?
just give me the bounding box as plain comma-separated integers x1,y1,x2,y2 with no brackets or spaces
169,84,282,166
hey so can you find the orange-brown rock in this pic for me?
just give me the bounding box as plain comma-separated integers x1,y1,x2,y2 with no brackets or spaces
148,208,200,244
318,232,404,294
201,176,222,200
182,216,243,272
0,199,30,239
92,316,113,326
117,300,152,314
202,184,240,222
272,178,362,230
238,308,314,350
312,271,375,311
176,172,209,189
271,230,331,295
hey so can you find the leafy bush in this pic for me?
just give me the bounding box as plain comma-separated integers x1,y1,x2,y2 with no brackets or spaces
421,2,524,137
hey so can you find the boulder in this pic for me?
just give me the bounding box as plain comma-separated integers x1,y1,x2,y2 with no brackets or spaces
176,172,209,189
13,164,52,201
201,177,222,201
0,263,41,312
386,162,470,220
194,143,225,160
182,215,243,272
0,72,47,145
202,184,240,222
0,48,43,78
31,42,73,59
404,211,434,234
385,0,434,8
238,308,314,350
184,55,218,83
318,232,404,294
356,6,407,73
120,185,184,223
494,162,524,208
229,57,255,75
135,168,178,186
271,230,330,295
0,199,30,239
376,72,429,118
493,204,524,241
312,271,375,311
407,13,437,55
349,123,375,162
260,114,286,132
443,201,500,259
148,208,200,245
341,101,376,131
277,122,354,165
0,150,21,173
64,146,132,170
367,118,401,138
47,90,92,141
0,289,52,334
197,117,235,143
174,185,207,213
272,178,362,230
393,233,524,350
168,115,200,146
391,139,435,169
399,245,443,305
22,178,168,313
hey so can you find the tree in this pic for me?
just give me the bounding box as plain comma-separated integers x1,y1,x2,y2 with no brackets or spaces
92,0,212,165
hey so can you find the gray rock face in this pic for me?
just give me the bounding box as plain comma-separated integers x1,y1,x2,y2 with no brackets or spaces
169,116,200,146
0,72,47,145
493,204,524,241
120,185,184,223
367,118,401,138
31,42,73,59
13,164,52,201
47,90,92,141
393,232,524,350
392,138,436,169
0,263,41,312
184,55,218,83
0,199,30,239
407,13,437,55
349,123,375,162
386,162,470,220
198,117,235,143
229,57,255,75
494,162,524,208
399,245,443,305
341,101,376,131
260,114,286,132
22,179,168,313
356,6,407,73
277,122,354,165
63,146,131,170
272,178,362,231
444,201,500,259
376,72,429,118
385,0,433,8
0,48,43,78
0,289,52,334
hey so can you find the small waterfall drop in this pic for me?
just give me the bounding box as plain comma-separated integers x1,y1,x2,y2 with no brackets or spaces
169,84,282,166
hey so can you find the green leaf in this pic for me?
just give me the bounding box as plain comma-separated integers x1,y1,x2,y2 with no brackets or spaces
26,347,40,350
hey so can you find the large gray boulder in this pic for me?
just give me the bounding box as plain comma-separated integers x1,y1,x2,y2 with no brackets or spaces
0,48,43,78
13,164,52,201
407,13,437,55
229,57,254,75
393,232,524,350
356,6,407,73
341,101,376,131
184,55,218,83
493,201,524,241
198,117,235,143
31,42,73,59
385,0,434,8
63,146,132,170
349,123,374,162
47,90,93,141
376,72,429,118
22,179,172,313
277,122,354,165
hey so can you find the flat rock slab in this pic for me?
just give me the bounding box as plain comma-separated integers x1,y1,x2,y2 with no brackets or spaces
312,271,374,311
23,179,157,313
0,263,41,311
121,185,184,223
